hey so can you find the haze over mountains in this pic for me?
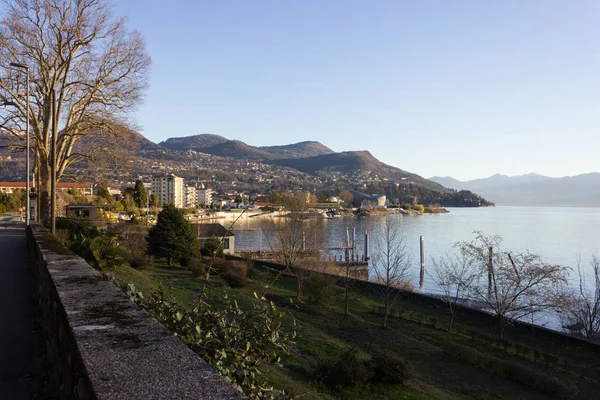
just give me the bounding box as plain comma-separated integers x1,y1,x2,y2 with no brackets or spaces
430,173,600,207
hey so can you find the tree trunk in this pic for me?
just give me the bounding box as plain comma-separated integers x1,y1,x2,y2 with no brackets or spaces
296,276,303,299
38,160,51,224
383,296,389,328
167,255,172,266
344,269,349,315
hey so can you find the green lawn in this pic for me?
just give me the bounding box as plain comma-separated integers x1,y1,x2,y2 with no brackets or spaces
107,260,600,400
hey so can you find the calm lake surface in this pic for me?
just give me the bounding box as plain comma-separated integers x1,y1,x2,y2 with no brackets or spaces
231,206,600,293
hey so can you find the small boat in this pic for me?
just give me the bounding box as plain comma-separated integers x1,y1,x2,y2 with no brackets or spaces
322,209,342,219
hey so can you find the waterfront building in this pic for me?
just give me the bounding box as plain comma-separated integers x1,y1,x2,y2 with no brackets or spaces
185,186,198,208
151,174,185,208
197,182,213,207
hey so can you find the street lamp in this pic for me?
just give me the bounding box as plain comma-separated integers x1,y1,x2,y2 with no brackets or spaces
9,62,30,230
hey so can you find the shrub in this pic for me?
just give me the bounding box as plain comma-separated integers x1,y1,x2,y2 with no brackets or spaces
372,350,413,383
190,264,206,278
305,273,338,303
181,257,205,277
209,258,248,288
54,229,70,247
220,269,246,288
129,255,150,270
210,258,232,274
130,286,295,399
179,256,192,267
395,280,414,292
317,348,373,386
202,237,224,258
229,260,250,278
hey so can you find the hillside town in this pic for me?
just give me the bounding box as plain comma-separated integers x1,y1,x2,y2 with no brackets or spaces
0,171,392,221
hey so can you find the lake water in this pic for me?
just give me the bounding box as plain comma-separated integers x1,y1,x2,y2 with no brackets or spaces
230,206,600,294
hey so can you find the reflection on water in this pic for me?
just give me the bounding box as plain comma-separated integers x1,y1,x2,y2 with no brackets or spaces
219,206,600,330
228,206,600,293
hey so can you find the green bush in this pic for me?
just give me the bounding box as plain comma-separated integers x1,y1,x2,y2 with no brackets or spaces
190,264,206,278
184,257,204,274
202,236,224,258
372,350,413,383
305,273,337,303
130,286,295,399
317,348,373,386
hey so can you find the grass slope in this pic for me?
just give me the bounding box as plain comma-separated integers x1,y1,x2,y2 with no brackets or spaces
108,261,599,400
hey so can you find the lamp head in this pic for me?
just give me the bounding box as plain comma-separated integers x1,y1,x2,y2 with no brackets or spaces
9,62,28,70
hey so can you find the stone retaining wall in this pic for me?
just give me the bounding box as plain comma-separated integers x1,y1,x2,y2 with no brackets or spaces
29,225,244,400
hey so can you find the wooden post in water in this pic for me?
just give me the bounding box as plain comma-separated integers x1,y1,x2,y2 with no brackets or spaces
488,246,493,300
364,231,369,261
352,227,356,260
419,236,425,292
345,227,350,262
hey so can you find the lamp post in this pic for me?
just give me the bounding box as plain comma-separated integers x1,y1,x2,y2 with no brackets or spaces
9,62,30,230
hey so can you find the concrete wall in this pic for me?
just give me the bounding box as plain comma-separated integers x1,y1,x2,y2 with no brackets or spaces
29,224,244,400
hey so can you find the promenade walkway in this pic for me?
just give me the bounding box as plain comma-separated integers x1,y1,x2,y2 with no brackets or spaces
0,216,43,399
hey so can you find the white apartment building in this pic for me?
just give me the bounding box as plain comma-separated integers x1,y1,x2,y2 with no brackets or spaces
185,186,198,208
197,183,213,206
151,174,185,208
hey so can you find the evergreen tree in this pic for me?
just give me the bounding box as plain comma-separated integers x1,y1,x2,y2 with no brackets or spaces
96,181,111,200
149,194,159,207
147,203,198,266
133,179,148,208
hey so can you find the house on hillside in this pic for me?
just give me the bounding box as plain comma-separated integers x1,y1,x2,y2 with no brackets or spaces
66,204,98,219
193,223,235,255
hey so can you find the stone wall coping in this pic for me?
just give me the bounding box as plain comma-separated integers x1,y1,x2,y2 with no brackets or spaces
31,225,244,399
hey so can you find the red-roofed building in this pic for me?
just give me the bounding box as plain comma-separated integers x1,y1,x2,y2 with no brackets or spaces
0,182,93,196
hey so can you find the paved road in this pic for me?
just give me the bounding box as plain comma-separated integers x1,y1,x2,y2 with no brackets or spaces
0,219,43,399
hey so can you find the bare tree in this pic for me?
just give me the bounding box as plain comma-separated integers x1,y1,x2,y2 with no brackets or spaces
561,255,600,341
339,189,354,208
372,215,412,328
459,233,568,338
0,0,151,220
430,251,478,332
458,231,502,300
262,192,323,299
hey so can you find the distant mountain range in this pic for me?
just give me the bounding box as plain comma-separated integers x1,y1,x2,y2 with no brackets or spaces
0,131,491,207
269,150,444,192
159,134,334,160
158,135,448,192
429,173,600,207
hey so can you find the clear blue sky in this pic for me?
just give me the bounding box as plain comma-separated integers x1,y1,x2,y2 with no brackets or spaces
112,0,599,181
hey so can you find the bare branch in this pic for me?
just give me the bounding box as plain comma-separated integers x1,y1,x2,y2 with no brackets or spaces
0,0,151,220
